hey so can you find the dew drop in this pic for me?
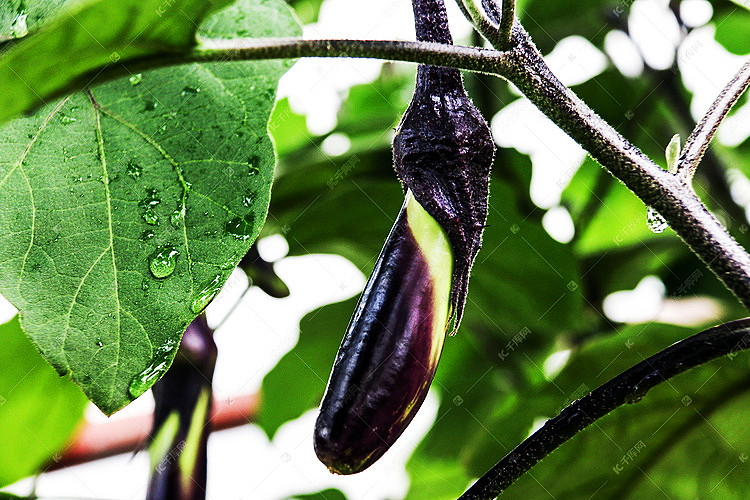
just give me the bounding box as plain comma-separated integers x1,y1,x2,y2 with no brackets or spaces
170,209,185,228
142,209,158,225
158,124,167,134
190,275,223,313
149,245,179,279
646,207,668,233
144,100,158,111
181,86,200,95
140,189,161,225
624,393,644,404
61,115,76,124
129,73,143,86
128,340,178,398
246,155,261,175
225,215,255,239
127,160,142,179
140,229,155,241
241,193,256,207
9,10,28,38
141,280,150,291
95,339,103,348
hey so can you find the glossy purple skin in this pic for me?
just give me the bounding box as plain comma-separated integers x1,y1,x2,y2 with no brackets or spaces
314,205,445,474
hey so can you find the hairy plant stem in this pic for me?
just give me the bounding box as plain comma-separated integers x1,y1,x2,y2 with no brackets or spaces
459,318,750,499
678,59,750,181
500,24,750,309
119,38,511,77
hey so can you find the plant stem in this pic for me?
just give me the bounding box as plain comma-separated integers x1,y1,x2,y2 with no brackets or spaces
677,59,750,181
117,38,511,77
459,317,750,499
498,0,516,49
501,24,750,309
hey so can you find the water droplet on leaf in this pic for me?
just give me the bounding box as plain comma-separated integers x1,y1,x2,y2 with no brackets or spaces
142,209,158,225
9,11,28,38
128,340,177,398
95,339,103,348
191,275,223,313
129,74,143,86
144,100,158,111
127,160,142,179
241,194,255,207
170,209,185,228
646,207,668,233
246,155,260,175
140,189,160,225
225,215,255,239
181,86,200,95
61,115,76,124
149,245,179,278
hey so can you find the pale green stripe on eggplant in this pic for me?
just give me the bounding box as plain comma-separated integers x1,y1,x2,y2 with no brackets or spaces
149,411,180,471
178,388,211,494
404,190,453,364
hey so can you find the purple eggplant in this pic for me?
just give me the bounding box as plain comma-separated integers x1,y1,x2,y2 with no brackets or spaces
147,315,216,500
314,0,494,475
314,191,453,474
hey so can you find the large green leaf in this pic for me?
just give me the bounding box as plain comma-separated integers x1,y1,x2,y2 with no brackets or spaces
0,316,87,487
0,0,236,124
0,0,301,414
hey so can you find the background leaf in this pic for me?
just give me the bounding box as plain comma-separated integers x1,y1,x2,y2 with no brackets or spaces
0,0,301,414
258,298,355,438
0,316,87,487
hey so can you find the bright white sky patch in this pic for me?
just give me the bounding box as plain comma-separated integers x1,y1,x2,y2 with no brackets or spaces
680,0,713,28
603,275,666,323
491,98,587,208
604,30,645,78
321,132,352,156
676,25,750,146
545,35,609,87
629,0,681,71
543,206,575,243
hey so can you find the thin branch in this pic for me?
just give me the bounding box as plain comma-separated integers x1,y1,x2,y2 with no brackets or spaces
501,24,750,310
121,37,510,77
459,318,750,499
456,0,505,48
678,59,750,181
499,0,516,49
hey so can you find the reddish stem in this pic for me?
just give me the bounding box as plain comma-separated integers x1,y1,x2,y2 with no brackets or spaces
49,393,259,470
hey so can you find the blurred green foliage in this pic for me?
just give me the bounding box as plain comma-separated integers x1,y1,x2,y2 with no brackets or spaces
262,0,750,498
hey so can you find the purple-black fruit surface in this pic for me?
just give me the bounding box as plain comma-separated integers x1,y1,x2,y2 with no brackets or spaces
314,199,447,475
314,0,494,476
